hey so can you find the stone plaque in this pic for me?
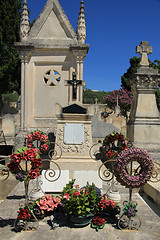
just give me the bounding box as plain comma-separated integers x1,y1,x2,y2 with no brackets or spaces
64,123,84,144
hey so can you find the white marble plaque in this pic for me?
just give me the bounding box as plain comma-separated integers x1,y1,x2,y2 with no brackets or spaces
64,123,84,144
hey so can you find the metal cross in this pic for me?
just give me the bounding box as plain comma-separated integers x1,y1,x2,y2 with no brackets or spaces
68,72,82,100
136,41,152,66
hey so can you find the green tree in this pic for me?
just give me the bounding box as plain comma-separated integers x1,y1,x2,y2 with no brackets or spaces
83,88,111,104
0,0,22,113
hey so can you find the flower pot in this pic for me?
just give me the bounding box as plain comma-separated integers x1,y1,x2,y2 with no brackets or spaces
68,214,93,227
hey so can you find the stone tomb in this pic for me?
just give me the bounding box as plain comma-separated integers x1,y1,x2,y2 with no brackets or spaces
15,0,102,191
41,103,102,191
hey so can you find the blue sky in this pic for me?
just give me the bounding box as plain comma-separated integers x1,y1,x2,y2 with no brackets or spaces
26,0,160,92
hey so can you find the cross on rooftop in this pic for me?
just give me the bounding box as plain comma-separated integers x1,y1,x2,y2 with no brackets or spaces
136,41,152,66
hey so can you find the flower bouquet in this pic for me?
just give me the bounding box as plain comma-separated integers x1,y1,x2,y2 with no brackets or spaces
34,194,62,218
60,179,101,226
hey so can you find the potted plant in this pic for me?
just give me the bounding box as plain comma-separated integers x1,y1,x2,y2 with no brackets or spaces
61,179,101,227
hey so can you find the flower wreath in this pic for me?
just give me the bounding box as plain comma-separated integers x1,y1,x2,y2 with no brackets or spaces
7,147,42,182
101,132,130,160
114,148,154,188
26,130,49,153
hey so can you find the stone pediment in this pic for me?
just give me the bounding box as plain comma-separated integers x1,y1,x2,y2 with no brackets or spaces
62,104,87,114
27,0,78,47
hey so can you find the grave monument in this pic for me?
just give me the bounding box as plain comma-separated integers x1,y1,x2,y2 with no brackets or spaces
127,41,160,151
15,0,102,190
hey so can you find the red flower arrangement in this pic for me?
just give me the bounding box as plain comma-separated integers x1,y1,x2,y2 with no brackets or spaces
25,130,49,153
17,207,31,222
97,194,121,215
7,147,42,182
100,132,130,160
91,216,106,231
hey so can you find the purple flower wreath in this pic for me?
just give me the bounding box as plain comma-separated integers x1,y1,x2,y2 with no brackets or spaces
114,148,154,188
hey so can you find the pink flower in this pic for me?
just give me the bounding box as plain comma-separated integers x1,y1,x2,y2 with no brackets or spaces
63,193,71,201
40,135,48,143
45,194,52,201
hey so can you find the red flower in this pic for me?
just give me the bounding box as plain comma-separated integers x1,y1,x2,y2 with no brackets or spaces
92,216,105,226
23,149,37,161
40,134,48,143
40,143,49,152
31,158,42,168
11,153,22,164
27,143,33,148
63,193,71,201
28,169,40,179
33,131,41,140
7,162,19,173
26,134,34,142
72,191,80,196
106,150,114,158
17,208,31,221
117,133,124,140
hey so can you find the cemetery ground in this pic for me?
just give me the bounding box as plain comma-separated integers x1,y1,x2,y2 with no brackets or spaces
0,177,160,240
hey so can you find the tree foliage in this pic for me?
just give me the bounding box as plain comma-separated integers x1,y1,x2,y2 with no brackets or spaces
83,88,111,104
0,0,22,113
103,88,133,115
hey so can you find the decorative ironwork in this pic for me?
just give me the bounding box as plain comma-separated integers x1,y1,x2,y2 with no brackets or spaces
48,142,62,160
98,159,115,182
89,141,102,160
150,161,160,183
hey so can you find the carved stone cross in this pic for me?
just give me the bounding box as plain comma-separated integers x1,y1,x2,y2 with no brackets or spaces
68,72,82,100
136,41,152,66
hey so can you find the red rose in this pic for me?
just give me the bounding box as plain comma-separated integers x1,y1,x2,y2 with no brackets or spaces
26,134,34,142
23,149,37,161
40,143,49,152
27,143,33,148
33,131,41,140
7,162,19,173
28,169,40,179
11,153,22,164
40,134,48,143
31,158,42,168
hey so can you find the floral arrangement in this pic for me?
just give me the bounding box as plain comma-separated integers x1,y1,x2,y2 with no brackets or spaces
123,202,138,219
114,148,154,188
91,216,106,231
61,179,101,217
97,194,121,215
101,132,130,160
35,194,61,216
7,147,42,181
17,207,31,222
25,130,49,153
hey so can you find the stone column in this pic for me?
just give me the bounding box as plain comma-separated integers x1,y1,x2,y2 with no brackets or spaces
127,41,160,151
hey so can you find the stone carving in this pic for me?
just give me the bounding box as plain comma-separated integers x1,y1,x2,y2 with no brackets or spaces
76,1,86,44
43,70,61,86
20,0,30,41
136,41,152,66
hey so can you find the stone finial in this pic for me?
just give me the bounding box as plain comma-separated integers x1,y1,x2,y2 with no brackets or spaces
76,1,86,44
136,41,152,66
20,0,30,41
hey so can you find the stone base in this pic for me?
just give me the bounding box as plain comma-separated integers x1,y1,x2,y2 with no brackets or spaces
127,122,160,151
41,157,102,192
14,130,27,150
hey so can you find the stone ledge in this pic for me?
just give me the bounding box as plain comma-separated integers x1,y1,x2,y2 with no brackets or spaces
143,182,160,207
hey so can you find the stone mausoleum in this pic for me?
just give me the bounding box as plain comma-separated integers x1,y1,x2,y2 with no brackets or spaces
15,0,102,190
